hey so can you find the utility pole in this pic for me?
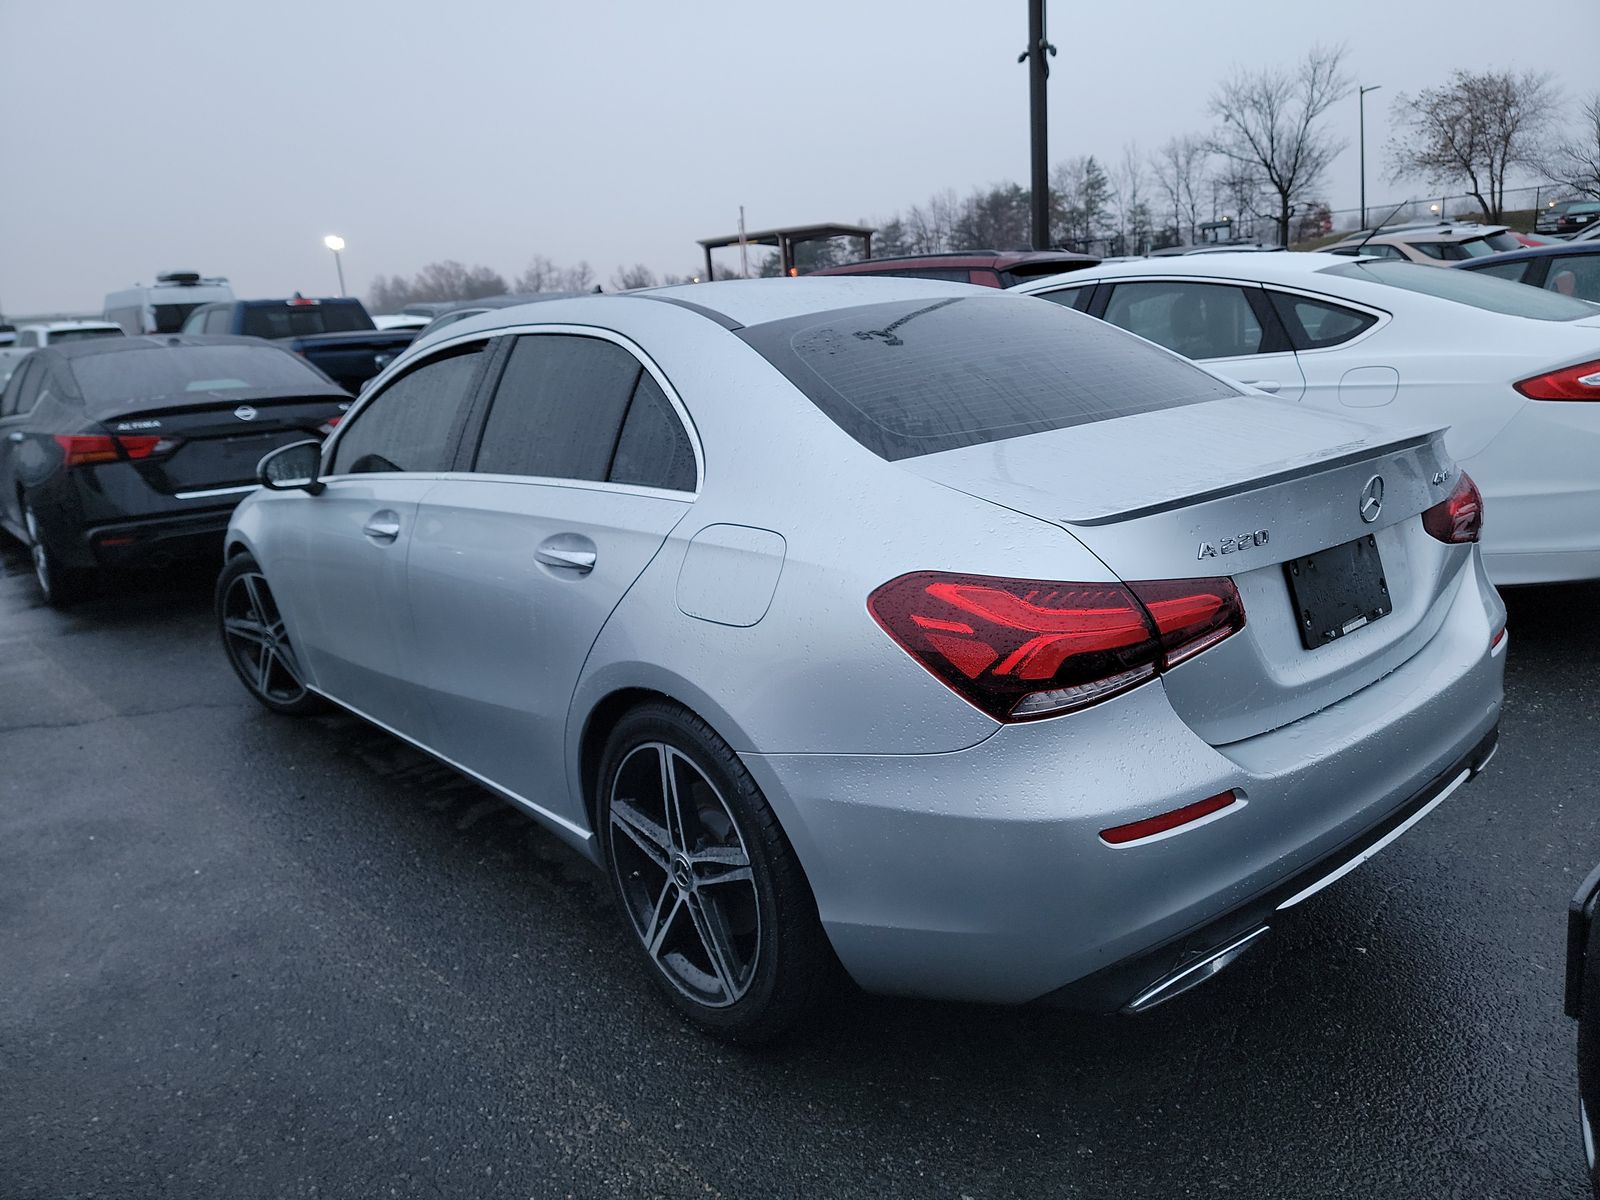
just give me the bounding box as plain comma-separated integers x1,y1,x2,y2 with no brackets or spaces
1359,84,1381,228
1018,0,1055,250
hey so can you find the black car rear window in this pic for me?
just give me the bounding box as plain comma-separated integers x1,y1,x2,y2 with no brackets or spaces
70,345,337,407
49,327,124,344
241,302,374,338
737,296,1239,461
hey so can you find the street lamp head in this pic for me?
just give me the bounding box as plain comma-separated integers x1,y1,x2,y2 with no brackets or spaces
323,235,346,253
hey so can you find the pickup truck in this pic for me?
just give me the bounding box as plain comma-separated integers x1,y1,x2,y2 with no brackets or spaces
181,297,417,392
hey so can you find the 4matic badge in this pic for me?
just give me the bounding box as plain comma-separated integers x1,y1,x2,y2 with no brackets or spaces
1198,529,1270,560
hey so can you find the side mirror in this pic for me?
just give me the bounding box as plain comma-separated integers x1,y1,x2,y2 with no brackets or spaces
258,438,325,495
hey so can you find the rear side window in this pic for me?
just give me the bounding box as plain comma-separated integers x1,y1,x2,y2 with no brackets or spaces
1102,281,1264,359
1267,292,1378,350
1323,260,1599,321
737,296,1239,462
70,344,336,406
241,303,374,338
474,335,641,481
1034,285,1095,312
330,345,483,474
609,374,697,491
1546,255,1600,303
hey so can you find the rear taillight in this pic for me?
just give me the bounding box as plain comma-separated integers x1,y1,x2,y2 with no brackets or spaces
1422,472,1483,544
1514,358,1600,401
53,434,181,469
317,414,343,437
867,571,1245,721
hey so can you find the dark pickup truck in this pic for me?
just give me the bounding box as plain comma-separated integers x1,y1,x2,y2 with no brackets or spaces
180,297,416,392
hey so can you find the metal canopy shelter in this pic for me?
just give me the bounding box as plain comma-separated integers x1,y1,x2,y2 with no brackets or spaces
697,223,876,280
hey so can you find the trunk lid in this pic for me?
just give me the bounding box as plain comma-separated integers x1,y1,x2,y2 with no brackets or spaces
901,394,1465,744
98,392,348,495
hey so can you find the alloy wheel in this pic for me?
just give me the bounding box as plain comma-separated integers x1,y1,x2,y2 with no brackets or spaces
23,505,51,598
220,570,309,704
608,742,761,1008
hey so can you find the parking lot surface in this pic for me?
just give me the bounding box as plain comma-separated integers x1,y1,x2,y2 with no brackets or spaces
2,545,1594,1199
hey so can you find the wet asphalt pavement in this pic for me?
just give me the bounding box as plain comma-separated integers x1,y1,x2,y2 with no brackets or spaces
1,540,1595,1200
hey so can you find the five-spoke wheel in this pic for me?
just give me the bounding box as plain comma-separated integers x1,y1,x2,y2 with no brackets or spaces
215,554,326,716
598,702,833,1041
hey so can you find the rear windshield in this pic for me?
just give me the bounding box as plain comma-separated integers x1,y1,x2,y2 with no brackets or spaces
241,302,374,338
70,345,337,407
737,296,1240,461
1412,232,1520,260
49,327,124,344
152,302,204,333
1322,260,1598,321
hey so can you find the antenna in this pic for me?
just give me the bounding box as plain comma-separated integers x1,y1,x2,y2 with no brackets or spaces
1350,200,1411,253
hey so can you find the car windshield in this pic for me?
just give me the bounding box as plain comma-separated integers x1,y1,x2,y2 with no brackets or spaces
737,295,1239,461
241,303,374,338
70,344,337,406
49,327,123,344
1322,260,1599,321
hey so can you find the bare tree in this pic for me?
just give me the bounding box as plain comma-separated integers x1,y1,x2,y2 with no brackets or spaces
1210,45,1351,246
1150,134,1209,244
1049,155,1112,249
610,263,659,291
1546,91,1600,200
513,255,595,293
368,261,507,308
1389,68,1559,221
1110,144,1153,255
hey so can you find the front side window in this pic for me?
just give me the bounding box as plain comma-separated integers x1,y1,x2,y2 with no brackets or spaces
330,344,484,474
1102,281,1264,360
1545,255,1600,303
1268,292,1378,350
473,335,641,482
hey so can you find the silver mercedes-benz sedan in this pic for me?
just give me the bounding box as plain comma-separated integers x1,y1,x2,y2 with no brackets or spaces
217,277,1506,1041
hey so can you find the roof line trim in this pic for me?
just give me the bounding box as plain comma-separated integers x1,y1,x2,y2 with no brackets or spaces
636,294,744,331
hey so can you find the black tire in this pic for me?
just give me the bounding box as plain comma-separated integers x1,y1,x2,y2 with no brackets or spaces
597,700,834,1043
215,553,328,717
23,500,87,608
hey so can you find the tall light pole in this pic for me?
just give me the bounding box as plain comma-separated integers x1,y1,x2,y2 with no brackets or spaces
323,234,347,297
1017,0,1055,250
1359,85,1381,228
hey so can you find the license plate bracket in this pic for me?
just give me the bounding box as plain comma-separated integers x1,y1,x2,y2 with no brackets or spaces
1284,534,1391,650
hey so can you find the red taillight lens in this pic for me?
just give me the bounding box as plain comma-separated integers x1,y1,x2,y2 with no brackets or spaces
1514,358,1600,401
867,571,1245,721
317,414,343,437
1422,472,1483,544
53,434,179,468
1101,790,1240,846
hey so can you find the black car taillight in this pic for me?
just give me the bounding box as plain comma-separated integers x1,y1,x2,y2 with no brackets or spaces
868,571,1245,722
53,434,182,469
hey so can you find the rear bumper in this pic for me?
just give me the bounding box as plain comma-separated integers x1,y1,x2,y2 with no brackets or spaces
76,507,237,568
742,555,1505,1008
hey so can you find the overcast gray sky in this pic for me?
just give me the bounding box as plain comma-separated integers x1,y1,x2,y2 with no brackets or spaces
2,0,1595,314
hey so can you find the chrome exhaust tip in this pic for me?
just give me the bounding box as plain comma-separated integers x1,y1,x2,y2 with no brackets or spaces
1122,925,1271,1014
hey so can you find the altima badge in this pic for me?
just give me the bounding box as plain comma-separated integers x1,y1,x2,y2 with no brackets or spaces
234,405,258,422
1359,475,1384,523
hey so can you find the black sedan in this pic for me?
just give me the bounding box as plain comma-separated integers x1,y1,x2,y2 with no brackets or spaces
1455,241,1600,304
0,335,349,606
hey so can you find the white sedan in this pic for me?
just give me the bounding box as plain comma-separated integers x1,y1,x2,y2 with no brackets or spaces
1014,252,1600,585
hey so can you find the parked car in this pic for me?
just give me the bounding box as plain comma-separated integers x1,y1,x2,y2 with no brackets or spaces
410,293,587,341
372,313,432,332
218,278,1504,1041
0,335,349,606
1012,251,1600,586
1326,223,1524,264
181,296,417,393
808,249,1098,288
1567,862,1600,1196
1455,241,1600,303
1557,202,1600,238
1536,199,1584,235
104,271,234,335
0,319,124,385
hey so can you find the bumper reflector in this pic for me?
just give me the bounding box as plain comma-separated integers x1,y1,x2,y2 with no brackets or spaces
1100,790,1240,846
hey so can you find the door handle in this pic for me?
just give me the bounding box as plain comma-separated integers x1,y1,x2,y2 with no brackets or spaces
536,534,597,575
5,432,23,443
1238,379,1281,394
362,511,401,543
